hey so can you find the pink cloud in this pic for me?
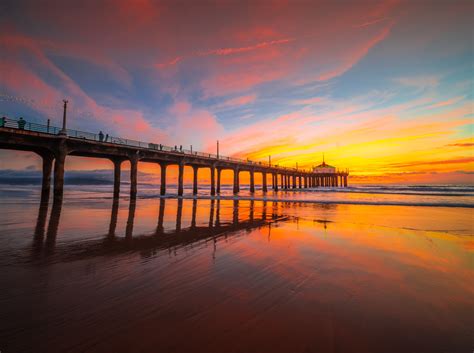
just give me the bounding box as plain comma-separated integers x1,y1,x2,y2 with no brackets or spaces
218,94,257,108
165,100,224,149
394,75,440,90
156,37,294,68
426,96,465,109
0,32,164,142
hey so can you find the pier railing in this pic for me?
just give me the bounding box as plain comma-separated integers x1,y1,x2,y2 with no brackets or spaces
1,117,301,172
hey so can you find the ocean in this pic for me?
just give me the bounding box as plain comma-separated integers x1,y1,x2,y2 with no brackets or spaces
0,183,472,352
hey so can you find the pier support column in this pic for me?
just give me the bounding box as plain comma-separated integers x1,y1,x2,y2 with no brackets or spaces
130,155,138,199
250,170,255,193
40,153,53,203
178,162,184,196
262,172,267,193
192,166,198,195
299,175,302,189
304,176,308,188
160,163,167,195
233,168,240,194
112,159,122,199
280,174,284,189
292,174,297,189
216,168,221,194
53,150,66,203
344,175,348,187
210,166,216,196
273,173,278,191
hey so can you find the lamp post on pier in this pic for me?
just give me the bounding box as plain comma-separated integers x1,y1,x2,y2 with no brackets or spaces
59,99,68,136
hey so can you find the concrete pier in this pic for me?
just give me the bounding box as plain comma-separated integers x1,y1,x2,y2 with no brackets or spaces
53,149,66,203
192,166,198,195
112,159,122,199
130,155,138,198
160,163,167,195
216,168,222,194
210,167,216,196
233,168,240,194
178,162,184,196
0,122,349,201
250,170,255,193
40,152,53,203
262,172,267,193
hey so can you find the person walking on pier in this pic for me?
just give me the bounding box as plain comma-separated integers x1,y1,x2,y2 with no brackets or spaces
17,117,26,130
0,116,6,128
105,134,109,142
98,130,104,142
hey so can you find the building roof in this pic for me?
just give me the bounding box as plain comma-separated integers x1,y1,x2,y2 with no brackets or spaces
315,161,335,169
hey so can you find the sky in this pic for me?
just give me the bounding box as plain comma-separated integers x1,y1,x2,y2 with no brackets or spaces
0,0,472,184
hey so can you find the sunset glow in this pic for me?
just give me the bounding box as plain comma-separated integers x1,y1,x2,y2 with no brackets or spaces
0,0,472,184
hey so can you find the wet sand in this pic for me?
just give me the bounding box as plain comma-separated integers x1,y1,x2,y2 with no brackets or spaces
0,197,472,352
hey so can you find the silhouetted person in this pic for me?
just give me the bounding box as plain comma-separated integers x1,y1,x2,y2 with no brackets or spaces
17,117,26,129
180,145,182,152
98,131,104,142
105,134,109,142
0,116,6,128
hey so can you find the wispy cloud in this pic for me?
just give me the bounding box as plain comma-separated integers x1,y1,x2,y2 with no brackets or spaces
157,38,294,68
446,143,474,147
354,17,391,28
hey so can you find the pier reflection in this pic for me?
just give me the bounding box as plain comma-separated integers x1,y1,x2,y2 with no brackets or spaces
32,196,287,262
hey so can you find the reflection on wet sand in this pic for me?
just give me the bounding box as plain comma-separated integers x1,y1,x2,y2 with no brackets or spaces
32,196,285,261
108,197,119,237
2,195,471,353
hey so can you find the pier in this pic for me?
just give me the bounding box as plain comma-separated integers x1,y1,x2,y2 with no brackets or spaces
0,117,349,202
